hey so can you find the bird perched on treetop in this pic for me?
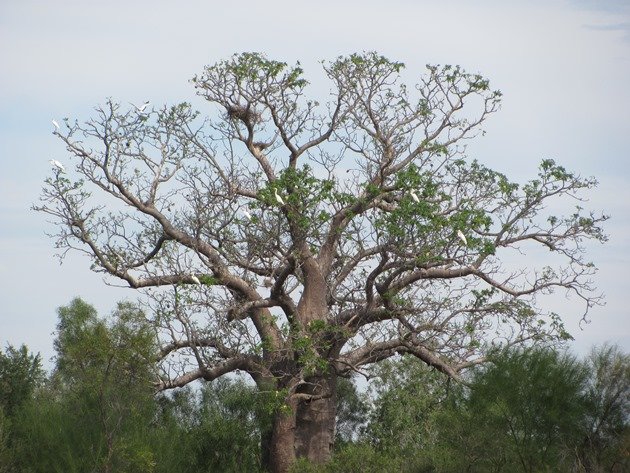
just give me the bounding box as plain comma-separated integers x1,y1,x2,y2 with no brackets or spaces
456,229,468,246
49,159,65,172
274,188,285,206
131,101,150,113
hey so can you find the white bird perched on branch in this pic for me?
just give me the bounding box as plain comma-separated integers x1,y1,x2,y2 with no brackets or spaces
456,229,468,246
274,188,285,206
49,159,65,172
131,101,150,113
410,189,420,203
191,275,201,285
242,210,252,221
52,120,60,131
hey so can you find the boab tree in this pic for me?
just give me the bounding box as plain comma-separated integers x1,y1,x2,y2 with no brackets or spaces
36,52,607,472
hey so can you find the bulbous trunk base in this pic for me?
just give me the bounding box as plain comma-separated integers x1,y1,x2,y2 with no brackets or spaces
294,376,337,464
263,375,337,473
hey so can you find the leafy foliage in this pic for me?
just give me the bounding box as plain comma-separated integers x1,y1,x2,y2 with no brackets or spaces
2,299,628,472
335,377,369,445
0,344,44,417
433,348,592,471
10,299,159,472
354,346,629,473
0,344,45,471
154,380,267,472
578,344,630,471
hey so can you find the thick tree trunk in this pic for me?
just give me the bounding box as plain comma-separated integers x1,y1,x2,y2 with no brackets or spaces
264,263,338,472
264,375,337,473
294,375,337,464
267,403,297,473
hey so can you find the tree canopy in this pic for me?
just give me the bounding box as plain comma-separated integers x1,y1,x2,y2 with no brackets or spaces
35,52,607,470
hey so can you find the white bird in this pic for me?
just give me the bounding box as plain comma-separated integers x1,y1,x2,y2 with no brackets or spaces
274,188,285,206
191,275,201,285
456,229,468,246
131,101,150,112
49,159,65,172
410,189,420,203
242,210,252,221
52,120,60,131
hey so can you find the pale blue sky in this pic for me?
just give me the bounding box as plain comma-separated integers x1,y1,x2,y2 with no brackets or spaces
1,0,628,367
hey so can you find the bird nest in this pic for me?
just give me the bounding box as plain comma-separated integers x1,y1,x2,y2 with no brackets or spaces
226,104,261,125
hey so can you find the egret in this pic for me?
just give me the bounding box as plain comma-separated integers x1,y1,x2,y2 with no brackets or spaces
191,275,201,285
410,189,420,203
131,101,150,112
52,120,60,131
456,229,468,246
274,188,285,206
243,210,252,221
49,159,65,172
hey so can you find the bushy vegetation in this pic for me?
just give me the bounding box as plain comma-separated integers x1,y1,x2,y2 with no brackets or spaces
1,299,266,473
326,346,629,472
1,298,628,472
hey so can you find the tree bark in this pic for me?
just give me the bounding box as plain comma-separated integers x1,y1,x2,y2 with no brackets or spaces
264,262,337,472
264,375,337,472
267,399,297,473
294,375,337,465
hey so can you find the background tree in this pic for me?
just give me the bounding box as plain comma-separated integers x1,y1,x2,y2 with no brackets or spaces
35,51,607,472
576,344,630,471
432,348,592,472
364,356,452,469
7,298,273,473
11,298,158,473
154,379,268,472
334,377,369,446
356,346,629,473
0,344,44,418
0,344,44,471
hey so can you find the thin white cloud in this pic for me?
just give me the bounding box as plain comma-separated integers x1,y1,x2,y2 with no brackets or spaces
570,0,630,14
583,22,630,41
